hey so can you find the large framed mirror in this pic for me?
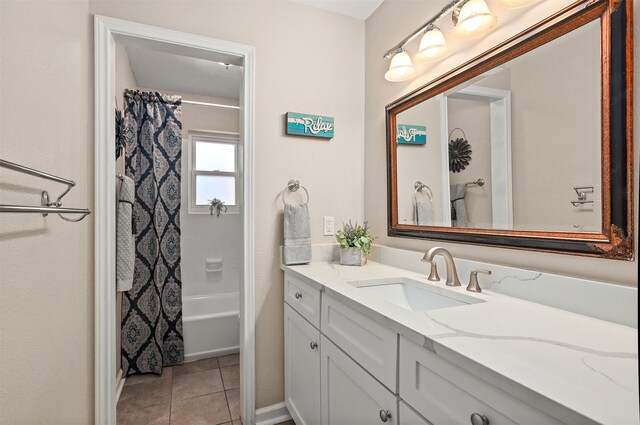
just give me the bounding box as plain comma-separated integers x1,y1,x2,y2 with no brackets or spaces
387,0,633,260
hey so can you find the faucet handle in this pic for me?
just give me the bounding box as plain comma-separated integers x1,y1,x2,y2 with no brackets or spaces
467,269,491,293
426,260,440,282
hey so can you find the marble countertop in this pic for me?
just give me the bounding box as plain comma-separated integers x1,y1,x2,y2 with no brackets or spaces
282,260,639,425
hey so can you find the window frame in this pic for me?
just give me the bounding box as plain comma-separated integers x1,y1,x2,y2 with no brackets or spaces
188,134,241,215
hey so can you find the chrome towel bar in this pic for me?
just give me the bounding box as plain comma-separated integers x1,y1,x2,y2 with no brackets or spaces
0,158,92,222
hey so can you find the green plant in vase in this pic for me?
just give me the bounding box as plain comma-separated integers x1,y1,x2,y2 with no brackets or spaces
208,198,227,217
335,221,374,266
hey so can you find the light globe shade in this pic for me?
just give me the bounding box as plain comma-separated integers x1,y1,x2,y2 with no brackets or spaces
384,50,415,82
499,0,541,8
453,0,497,39
417,27,449,62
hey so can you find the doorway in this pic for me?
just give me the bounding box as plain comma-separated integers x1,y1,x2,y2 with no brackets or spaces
95,16,255,425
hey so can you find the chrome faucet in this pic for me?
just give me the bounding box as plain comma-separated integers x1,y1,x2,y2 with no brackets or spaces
422,247,461,287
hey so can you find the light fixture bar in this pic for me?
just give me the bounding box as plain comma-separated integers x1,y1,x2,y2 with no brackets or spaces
383,0,467,59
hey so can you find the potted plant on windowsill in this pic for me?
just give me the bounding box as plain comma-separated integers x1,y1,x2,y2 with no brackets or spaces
335,221,374,266
208,198,227,217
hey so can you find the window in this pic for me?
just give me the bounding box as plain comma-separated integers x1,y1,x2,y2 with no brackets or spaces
189,135,240,214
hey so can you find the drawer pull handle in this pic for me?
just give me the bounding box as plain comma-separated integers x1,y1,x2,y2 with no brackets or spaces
379,409,392,422
295,292,303,299
309,341,318,350
470,413,490,425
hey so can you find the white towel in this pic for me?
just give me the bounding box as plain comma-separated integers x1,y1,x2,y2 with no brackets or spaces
117,176,135,292
283,203,311,265
415,201,434,226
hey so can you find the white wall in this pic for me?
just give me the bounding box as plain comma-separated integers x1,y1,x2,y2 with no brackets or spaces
0,1,93,423
365,0,638,287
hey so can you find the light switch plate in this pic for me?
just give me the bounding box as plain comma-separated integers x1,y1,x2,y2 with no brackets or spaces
323,216,335,236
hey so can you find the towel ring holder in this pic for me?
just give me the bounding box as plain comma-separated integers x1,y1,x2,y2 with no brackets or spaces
413,181,433,203
282,179,310,206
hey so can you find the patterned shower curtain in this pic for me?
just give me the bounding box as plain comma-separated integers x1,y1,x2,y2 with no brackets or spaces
121,89,184,375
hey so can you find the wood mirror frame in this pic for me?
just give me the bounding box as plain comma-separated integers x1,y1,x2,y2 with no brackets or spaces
386,0,633,260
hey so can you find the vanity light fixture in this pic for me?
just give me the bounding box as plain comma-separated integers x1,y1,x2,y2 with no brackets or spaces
417,25,449,62
499,0,542,9
384,49,416,82
452,0,497,38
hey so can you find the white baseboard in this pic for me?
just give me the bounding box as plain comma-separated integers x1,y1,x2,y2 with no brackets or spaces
255,402,292,425
115,369,125,403
184,346,240,363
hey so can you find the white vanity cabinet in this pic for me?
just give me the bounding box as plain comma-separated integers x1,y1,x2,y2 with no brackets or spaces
284,304,321,425
283,272,571,425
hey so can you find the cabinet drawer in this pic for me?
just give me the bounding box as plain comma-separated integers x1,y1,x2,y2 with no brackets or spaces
321,335,397,425
285,273,321,328
399,336,562,425
321,294,397,392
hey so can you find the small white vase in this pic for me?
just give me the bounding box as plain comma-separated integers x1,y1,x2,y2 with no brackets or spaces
340,247,367,266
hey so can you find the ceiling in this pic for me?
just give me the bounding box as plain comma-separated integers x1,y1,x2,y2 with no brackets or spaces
117,35,242,100
118,0,385,98
291,0,383,20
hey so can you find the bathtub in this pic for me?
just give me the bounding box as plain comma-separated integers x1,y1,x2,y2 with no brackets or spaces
182,292,240,362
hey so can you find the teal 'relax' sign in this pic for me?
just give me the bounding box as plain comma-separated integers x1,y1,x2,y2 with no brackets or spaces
286,112,334,139
396,124,426,145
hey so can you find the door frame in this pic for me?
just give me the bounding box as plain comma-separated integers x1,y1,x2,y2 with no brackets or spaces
94,15,256,424
445,84,513,229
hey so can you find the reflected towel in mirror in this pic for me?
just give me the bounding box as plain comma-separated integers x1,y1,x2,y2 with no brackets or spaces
415,200,434,226
450,184,467,228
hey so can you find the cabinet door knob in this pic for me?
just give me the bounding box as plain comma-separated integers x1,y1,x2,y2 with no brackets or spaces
295,292,303,299
379,409,392,422
309,341,318,350
470,413,490,425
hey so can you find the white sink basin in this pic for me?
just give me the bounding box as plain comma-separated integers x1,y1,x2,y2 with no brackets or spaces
348,277,483,312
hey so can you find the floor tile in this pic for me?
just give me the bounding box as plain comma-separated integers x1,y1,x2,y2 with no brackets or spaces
226,388,240,419
172,369,224,402
218,353,240,368
172,357,219,377
118,378,171,412
170,392,231,425
117,402,170,425
124,368,172,387
220,365,240,390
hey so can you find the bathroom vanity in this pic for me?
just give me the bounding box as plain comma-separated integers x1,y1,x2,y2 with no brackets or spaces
282,247,638,425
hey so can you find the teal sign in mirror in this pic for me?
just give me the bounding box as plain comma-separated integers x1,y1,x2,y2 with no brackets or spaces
396,124,426,145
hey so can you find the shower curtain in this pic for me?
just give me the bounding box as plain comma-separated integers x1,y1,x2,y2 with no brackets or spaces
121,89,184,375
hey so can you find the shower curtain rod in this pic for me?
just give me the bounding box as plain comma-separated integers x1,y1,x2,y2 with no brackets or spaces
182,99,240,110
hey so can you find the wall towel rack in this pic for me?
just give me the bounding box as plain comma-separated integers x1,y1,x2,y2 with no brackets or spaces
465,178,485,187
0,158,92,222
282,179,310,206
414,181,433,201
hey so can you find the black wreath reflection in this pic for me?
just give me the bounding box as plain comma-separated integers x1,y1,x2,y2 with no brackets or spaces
448,128,472,173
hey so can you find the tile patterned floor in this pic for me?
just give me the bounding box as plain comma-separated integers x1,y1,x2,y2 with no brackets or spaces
118,354,244,425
